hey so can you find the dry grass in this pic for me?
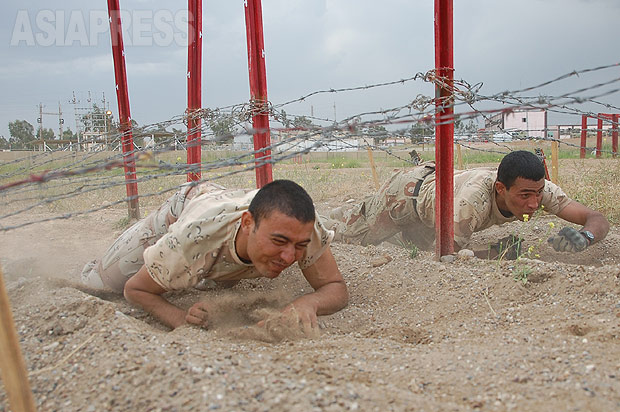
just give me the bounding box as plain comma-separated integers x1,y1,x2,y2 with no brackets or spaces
557,158,620,224
2,146,620,225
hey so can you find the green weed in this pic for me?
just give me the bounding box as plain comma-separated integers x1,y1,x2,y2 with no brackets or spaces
330,157,361,169
114,215,132,229
397,239,419,259
513,265,532,285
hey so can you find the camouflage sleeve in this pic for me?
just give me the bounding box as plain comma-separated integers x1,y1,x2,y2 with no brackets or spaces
453,198,478,248
143,228,199,291
541,181,572,214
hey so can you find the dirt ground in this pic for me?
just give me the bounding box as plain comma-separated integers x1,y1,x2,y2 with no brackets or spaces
1,195,620,411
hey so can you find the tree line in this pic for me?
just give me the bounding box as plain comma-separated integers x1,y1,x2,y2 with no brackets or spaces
1,110,480,151
1,119,79,150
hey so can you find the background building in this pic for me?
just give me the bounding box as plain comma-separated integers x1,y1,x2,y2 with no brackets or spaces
485,109,547,139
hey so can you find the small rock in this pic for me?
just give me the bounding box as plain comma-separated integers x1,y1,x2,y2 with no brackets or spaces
43,341,60,351
440,255,455,263
370,255,392,267
15,277,28,289
115,310,130,320
458,249,475,258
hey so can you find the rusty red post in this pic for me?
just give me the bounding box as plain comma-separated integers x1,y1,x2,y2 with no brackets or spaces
596,115,603,158
187,0,202,182
244,0,273,188
434,0,454,259
580,114,588,159
612,114,619,158
107,0,140,219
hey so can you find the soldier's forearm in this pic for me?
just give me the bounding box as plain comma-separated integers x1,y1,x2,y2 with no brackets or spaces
125,288,187,329
123,266,188,329
582,214,610,245
292,281,349,316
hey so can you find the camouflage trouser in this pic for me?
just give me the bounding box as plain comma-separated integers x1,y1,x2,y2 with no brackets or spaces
81,182,225,292
323,165,436,249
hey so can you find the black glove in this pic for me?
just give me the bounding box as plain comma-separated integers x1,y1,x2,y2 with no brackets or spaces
490,235,523,260
547,227,589,252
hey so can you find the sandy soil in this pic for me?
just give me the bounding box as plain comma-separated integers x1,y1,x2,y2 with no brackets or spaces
1,203,620,411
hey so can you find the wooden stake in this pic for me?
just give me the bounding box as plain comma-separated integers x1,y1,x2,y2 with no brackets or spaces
0,265,37,412
366,147,380,189
551,127,560,184
456,143,463,170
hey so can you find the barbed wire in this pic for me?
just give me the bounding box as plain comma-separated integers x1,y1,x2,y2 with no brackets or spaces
2,63,619,232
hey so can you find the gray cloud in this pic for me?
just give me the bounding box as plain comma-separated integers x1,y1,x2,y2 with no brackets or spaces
1,0,619,140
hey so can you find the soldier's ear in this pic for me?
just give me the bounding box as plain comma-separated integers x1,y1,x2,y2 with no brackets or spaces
240,211,255,232
495,181,507,196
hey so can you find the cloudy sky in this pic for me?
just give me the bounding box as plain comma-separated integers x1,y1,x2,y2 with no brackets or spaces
1,0,619,141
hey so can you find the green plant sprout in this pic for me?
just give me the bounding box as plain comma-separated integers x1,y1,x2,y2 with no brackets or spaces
511,205,556,284
397,239,419,259
493,205,556,284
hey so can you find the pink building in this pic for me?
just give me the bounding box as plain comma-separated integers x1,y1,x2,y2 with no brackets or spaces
485,109,547,139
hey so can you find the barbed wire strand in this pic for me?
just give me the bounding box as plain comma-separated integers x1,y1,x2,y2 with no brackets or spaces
2,63,619,231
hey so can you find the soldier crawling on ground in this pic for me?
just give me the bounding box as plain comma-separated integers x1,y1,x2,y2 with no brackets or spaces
82,179,348,332
324,150,609,259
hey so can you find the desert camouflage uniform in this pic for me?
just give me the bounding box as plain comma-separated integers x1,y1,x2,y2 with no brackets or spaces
82,183,333,292
324,162,571,249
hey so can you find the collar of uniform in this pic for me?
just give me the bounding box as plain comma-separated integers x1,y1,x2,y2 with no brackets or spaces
229,220,253,266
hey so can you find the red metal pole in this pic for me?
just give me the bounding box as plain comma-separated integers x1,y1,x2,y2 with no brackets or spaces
612,114,618,158
434,0,454,259
107,0,140,219
596,115,603,158
580,114,587,159
244,0,273,188
187,0,202,182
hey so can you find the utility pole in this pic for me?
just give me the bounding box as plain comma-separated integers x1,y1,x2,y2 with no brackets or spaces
58,102,63,140
70,91,80,151
38,102,65,151
38,103,43,151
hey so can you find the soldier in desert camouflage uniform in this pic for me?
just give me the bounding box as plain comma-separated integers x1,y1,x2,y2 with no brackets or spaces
325,151,609,259
82,180,348,330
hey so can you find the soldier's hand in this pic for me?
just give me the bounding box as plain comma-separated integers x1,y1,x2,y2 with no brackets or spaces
186,301,210,328
547,227,588,252
490,234,523,260
282,303,319,338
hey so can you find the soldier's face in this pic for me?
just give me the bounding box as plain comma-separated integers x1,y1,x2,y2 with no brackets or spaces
496,177,545,220
241,210,314,278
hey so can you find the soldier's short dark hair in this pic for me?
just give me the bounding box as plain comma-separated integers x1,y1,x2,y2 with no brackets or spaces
248,180,315,227
497,150,546,189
